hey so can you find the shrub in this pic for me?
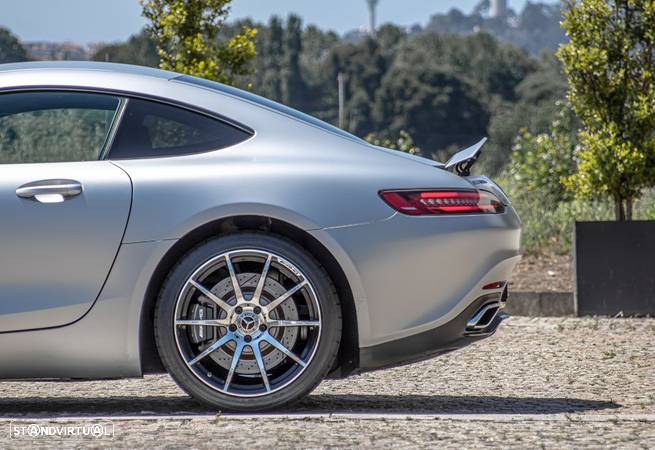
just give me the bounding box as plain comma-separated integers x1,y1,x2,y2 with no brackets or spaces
507,101,578,206
364,130,422,155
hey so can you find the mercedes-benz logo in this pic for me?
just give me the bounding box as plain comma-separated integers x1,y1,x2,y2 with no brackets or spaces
241,316,256,331
236,311,259,335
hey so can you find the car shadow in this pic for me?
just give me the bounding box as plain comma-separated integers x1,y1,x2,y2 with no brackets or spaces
0,394,620,418
296,394,620,414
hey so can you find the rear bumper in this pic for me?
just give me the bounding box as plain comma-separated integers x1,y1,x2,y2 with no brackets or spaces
311,207,521,349
357,289,508,372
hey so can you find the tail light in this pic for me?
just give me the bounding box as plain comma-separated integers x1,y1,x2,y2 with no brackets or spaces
379,189,504,216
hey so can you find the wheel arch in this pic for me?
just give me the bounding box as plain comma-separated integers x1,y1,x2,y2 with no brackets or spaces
139,215,359,378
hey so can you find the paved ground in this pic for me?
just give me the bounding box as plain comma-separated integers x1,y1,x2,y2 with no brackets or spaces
0,317,653,449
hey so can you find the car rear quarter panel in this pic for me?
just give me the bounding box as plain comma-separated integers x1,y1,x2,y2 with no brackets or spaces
113,133,476,243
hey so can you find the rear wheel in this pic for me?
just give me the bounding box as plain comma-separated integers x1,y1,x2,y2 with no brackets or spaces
155,232,341,411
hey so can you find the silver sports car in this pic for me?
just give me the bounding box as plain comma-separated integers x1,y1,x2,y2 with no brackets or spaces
0,62,521,411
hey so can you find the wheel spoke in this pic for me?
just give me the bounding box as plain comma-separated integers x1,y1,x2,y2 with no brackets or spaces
188,333,233,366
224,339,246,391
225,253,245,304
253,254,273,305
267,320,320,328
263,333,307,367
251,342,271,392
263,280,308,314
188,280,232,312
176,319,230,327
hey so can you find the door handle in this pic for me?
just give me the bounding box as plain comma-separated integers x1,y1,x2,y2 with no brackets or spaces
16,179,83,203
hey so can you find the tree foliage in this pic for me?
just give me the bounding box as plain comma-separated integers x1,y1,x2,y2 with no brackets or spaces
374,63,488,157
324,35,391,136
91,31,159,67
242,15,330,107
140,0,257,85
258,16,284,101
281,15,307,107
371,32,534,161
482,52,568,174
365,130,422,155
507,101,578,206
86,5,567,174
557,0,655,220
0,27,28,63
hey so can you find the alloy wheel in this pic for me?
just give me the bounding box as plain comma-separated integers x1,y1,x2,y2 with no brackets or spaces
173,249,322,397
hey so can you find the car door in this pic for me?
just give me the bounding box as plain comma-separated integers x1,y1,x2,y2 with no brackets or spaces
0,90,131,332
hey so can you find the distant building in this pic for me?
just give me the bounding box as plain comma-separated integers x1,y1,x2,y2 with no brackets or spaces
366,0,380,33
24,42,89,61
490,0,508,18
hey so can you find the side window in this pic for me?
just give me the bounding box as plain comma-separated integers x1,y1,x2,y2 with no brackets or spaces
108,98,252,159
0,91,120,164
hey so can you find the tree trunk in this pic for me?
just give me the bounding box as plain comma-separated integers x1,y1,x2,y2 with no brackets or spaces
614,196,626,221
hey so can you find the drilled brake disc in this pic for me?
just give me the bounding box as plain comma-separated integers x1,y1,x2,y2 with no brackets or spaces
208,273,299,374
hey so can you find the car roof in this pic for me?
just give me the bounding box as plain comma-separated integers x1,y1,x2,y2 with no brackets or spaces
0,61,366,145
0,61,176,79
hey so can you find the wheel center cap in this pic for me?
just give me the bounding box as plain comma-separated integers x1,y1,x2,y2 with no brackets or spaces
236,311,260,335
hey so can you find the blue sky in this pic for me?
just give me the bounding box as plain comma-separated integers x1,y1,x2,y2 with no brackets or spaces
1,0,535,44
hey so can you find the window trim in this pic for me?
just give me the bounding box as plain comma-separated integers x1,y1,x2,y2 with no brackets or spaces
0,86,255,161
99,97,129,160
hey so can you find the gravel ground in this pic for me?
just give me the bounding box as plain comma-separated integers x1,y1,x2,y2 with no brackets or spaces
0,317,652,449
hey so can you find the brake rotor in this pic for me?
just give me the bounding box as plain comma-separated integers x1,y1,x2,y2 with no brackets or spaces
207,272,299,374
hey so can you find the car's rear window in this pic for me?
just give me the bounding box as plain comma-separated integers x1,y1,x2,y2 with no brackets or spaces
108,98,252,159
172,75,365,144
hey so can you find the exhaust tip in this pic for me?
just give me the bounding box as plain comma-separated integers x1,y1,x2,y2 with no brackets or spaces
466,302,501,331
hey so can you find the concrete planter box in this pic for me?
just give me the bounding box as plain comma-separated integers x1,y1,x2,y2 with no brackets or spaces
505,292,574,317
574,221,655,316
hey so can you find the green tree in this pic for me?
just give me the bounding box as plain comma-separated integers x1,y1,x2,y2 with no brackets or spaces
91,30,159,67
482,51,568,175
323,36,390,135
557,0,655,220
141,0,257,85
260,16,284,101
281,15,306,107
298,24,339,116
299,24,339,81
373,62,488,157
0,27,28,63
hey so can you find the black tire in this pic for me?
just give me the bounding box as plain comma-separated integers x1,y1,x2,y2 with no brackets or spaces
154,232,342,411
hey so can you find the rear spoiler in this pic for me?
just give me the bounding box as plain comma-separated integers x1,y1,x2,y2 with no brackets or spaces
444,138,487,176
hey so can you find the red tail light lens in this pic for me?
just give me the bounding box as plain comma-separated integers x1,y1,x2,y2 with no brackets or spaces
483,281,507,290
380,189,504,216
